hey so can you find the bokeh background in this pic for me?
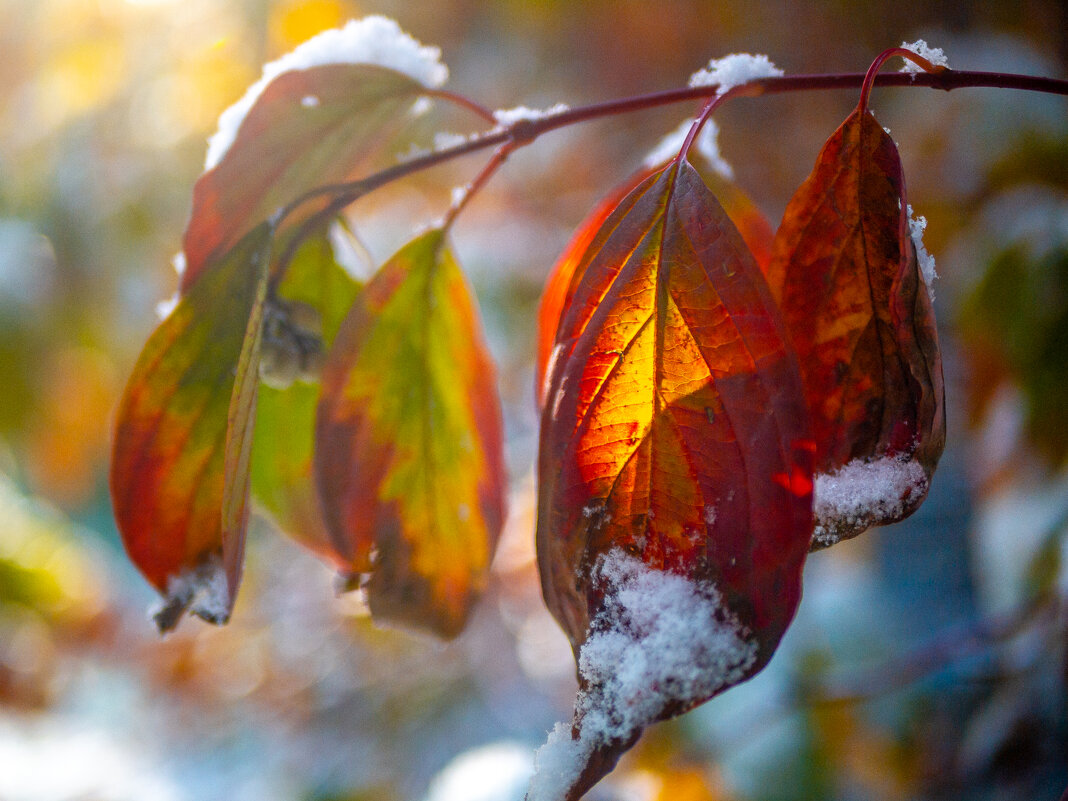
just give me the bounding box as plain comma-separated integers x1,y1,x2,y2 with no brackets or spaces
0,1,1066,799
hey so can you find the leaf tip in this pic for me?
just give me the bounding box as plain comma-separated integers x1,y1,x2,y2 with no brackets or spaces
150,556,233,634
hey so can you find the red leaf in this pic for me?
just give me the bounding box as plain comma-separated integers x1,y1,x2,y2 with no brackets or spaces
110,225,271,631
765,107,945,548
533,162,812,800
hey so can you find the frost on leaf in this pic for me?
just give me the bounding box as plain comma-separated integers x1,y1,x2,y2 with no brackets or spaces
765,106,945,547
536,161,813,799
205,15,448,169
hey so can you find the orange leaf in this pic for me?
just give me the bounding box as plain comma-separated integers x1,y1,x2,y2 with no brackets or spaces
110,225,271,631
533,162,813,800
536,160,774,409
765,108,945,547
315,230,506,638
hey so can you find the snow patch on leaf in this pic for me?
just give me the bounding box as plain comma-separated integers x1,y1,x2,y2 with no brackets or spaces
528,549,755,800
689,53,783,94
644,118,733,178
813,456,928,547
492,103,570,126
907,204,938,300
900,39,950,73
152,556,231,632
205,15,448,169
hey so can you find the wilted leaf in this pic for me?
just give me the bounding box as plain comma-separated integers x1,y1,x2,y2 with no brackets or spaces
315,229,506,638
533,162,813,800
765,107,945,548
110,224,272,631
536,159,775,408
182,63,432,291
251,231,361,564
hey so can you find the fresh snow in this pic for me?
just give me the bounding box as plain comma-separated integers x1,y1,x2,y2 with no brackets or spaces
528,549,755,801
204,15,448,169
154,558,231,627
492,103,570,126
907,204,938,300
812,456,927,547
689,53,783,95
644,118,733,178
899,39,950,73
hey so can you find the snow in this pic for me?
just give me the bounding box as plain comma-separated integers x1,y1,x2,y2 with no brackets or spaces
907,204,938,300
300,94,320,108
154,557,231,629
689,53,783,95
812,456,928,547
154,291,179,320
492,103,570,126
528,549,756,801
644,118,733,178
205,15,449,169
900,39,950,73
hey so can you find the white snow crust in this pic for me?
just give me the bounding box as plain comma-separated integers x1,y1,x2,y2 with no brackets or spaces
907,204,938,300
689,53,783,95
492,103,570,126
813,456,927,547
205,15,448,170
899,39,950,73
154,558,231,625
528,549,755,801
644,118,733,178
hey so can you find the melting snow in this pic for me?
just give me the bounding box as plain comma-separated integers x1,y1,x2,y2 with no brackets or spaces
153,557,231,630
644,118,733,178
528,549,755,801
812,455,927,547
900,39,950,73
205,15,448,169
689,53,783,95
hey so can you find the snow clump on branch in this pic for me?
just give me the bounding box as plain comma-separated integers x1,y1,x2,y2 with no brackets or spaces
899,39,950,73
689,53,783,96
205,16,449,169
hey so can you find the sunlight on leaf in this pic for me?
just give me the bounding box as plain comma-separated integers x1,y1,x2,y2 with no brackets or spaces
534,161,813,800
315,229,506,638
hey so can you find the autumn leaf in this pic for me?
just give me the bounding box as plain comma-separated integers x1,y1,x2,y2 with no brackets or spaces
181,18,448,291
533,161,813,801
764,107,945,548
314,229,506,638
110,224,272,631
250,231,361,565
536,157,774,409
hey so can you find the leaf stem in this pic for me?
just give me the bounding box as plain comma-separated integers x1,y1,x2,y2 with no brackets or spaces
858,47,946,113
441,141,517,232
271,66,1068,277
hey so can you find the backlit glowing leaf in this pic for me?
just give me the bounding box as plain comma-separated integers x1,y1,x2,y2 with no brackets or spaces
533,162,813,800
250,232,361,565
536,161,775,408
182,63,433,291
315,230,506,638
765,107,945,548
110,224,272,631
